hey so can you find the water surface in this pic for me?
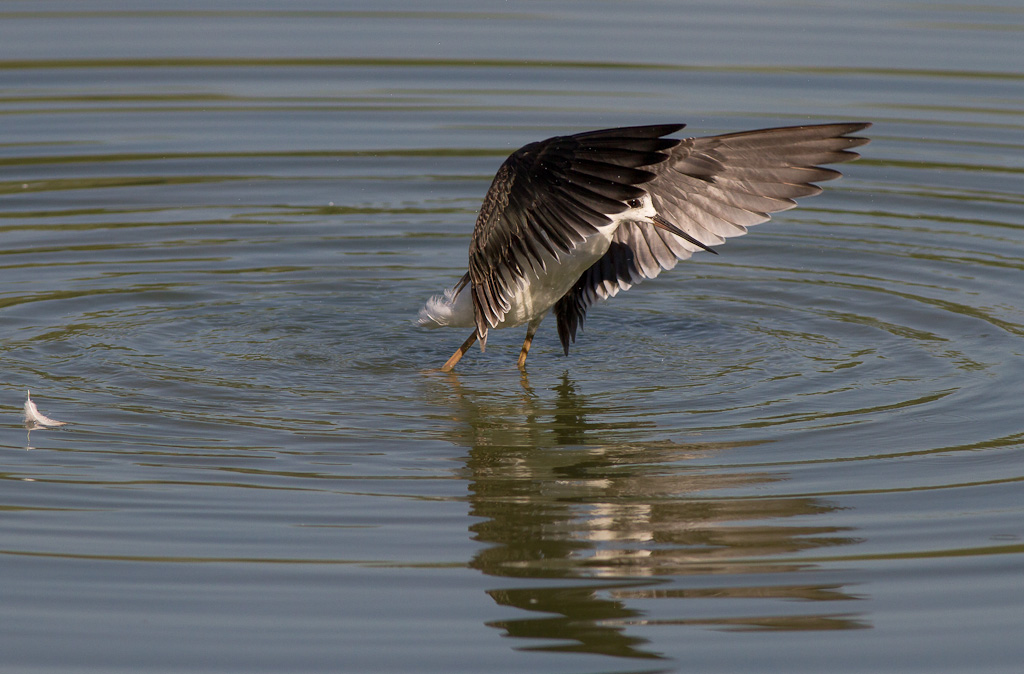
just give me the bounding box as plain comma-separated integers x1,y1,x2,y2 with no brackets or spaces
2,2,1023,673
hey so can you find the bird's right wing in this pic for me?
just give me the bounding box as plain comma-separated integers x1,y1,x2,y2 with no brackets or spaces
555,122,871,353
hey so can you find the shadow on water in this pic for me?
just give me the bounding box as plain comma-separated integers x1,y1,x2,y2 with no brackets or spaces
425,370,868,660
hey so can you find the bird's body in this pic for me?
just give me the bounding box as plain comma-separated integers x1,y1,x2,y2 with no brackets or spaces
419,205,635,331
419,122,871,371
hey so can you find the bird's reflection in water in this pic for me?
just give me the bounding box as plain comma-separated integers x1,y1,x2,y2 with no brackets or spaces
427,370,866,660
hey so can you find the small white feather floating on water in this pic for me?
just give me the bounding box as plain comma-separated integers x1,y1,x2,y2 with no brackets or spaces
24,390,66,428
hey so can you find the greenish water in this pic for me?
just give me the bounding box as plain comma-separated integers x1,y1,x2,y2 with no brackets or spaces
2,2,1023,672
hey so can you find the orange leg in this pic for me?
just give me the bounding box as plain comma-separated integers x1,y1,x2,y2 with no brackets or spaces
441,331,478,372
516,317,543,369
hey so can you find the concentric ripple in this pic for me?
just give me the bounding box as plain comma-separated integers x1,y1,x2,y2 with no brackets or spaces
2,9,1024,670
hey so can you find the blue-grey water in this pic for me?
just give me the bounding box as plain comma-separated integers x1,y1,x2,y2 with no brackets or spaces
2,2,1023,672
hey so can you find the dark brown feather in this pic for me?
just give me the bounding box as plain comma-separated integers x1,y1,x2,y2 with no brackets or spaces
468,125,684,347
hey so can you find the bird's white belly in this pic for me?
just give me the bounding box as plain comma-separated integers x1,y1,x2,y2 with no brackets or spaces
497,226,615,328
426,216,636,332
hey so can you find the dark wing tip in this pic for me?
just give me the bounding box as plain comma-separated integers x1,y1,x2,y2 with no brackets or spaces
709,121,872,143
844,121,873,133
572,123,686,140
834,122,872,155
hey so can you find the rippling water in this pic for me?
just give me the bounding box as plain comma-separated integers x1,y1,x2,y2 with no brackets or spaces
3,2,1024,673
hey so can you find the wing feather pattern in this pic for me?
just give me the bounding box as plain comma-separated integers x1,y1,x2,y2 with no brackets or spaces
469,124,685,347
554,122,871,354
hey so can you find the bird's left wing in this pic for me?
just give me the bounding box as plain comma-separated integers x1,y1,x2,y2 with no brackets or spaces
468,125,684,347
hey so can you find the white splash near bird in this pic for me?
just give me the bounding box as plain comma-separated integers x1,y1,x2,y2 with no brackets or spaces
24,390,67,429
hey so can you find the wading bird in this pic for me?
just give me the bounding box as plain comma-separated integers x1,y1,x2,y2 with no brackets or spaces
418,122,870,371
